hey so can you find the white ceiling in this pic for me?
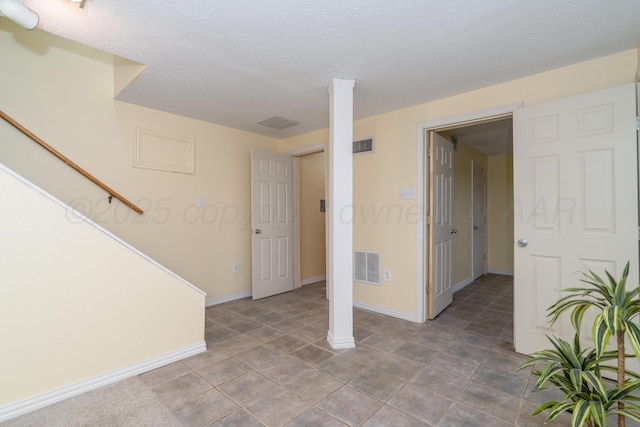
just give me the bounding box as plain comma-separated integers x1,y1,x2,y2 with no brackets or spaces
22,0,640,139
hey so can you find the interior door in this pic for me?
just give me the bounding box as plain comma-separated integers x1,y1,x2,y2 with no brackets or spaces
428,131,454,319
472,162,486,279
513,83,638,355
251,149,294,300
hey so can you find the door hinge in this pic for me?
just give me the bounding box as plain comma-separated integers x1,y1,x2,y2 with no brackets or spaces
636,116,640,131
427,146,433,157
638,226,640,240
427,284,432,294
427,215,432,225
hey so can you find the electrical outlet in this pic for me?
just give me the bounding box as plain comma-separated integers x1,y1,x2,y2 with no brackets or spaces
384,269,391,282
233,263,239,273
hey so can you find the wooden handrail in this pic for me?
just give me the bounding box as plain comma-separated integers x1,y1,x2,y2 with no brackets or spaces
0,110,143,215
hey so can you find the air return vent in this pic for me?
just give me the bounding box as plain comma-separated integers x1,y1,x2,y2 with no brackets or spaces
258,116,300,130
354,251,381,285
353,137,374,155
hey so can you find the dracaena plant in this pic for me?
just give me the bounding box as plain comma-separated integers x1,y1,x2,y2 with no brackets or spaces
520,262,640,426
519,333,640,427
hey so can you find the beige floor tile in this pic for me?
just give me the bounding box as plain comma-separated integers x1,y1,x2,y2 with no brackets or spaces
246,389,311,427
362,405,431,427
317,386,383,426
151,372,213,410
285,370,342,403
173,389,238,427
348,368,406,401
218,371,280,406
388,384,452,425
288,407,348,426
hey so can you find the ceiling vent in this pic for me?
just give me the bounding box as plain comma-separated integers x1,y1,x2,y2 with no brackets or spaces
353,137,374,155
354,250,381,285
258,116,300,130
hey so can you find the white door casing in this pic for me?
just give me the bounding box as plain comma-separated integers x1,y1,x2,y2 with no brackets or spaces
428,131,454,319
513,83,639,355
251,149,294,300
472,162,487,279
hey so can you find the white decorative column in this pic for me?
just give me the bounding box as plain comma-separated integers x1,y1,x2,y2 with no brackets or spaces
327,78,356,349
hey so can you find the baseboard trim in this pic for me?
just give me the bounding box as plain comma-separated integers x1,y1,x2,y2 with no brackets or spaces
452,276,474,293
487,269,514,276
206,291,251,307
0,341,206,422
301,275,326,286
353,300,419,323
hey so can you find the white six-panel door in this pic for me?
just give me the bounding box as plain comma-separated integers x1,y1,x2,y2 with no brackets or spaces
428,131,454,319
251,149,294,300
513,84,638,355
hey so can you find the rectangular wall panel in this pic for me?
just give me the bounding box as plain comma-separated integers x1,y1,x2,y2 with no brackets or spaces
134,128,195,174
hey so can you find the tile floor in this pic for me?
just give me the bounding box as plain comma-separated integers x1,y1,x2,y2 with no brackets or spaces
7,274,583,426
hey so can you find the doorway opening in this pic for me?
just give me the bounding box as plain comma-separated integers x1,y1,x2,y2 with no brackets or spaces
416,103,521,322
290,144,328,290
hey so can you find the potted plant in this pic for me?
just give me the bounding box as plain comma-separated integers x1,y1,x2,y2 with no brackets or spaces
519,262,640,426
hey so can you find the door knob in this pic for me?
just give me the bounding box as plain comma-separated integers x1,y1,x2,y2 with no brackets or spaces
255,229,262,234
473,226,479,230
517,238,528,247
450,228,457,234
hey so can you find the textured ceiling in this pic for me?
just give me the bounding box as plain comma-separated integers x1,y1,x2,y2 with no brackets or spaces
21,0,640,139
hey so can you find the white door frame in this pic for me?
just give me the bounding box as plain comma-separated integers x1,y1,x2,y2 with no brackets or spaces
289,143,328,293
415,102,522,322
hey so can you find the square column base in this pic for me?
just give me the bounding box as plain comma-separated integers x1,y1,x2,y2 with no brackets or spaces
327,331,355,349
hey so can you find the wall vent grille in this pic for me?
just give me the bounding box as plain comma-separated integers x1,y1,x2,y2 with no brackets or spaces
354,250,381,285
353,137,374,155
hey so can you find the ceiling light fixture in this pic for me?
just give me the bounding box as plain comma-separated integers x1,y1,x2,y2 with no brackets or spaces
0,0,38,30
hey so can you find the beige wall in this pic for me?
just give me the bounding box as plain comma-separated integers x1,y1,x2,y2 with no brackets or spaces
297,152,327,282
0,166,204,407
451,140,488,285
0,24,278,303
281,49,638,317
2,20,637,320
487,153,514,274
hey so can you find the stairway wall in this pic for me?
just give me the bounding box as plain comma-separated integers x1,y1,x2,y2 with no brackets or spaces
0,164,205,411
